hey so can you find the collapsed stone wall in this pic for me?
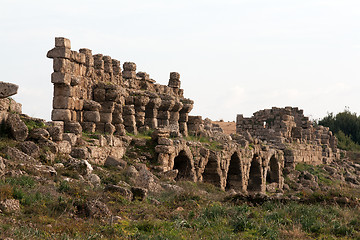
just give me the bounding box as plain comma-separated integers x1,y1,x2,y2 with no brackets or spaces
47,37,194,137
236,107,339,168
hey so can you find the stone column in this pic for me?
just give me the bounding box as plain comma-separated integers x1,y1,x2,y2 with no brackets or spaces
134,93,150,132
93,54,104,82
145,94,161,129
157,95,175,128
179,99,194,136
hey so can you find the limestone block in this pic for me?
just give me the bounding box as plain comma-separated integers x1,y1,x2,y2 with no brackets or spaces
47,47,71,59
112,59,121,75
168,79,180,88
53,96,74,109
114,124,126,136
100,102,115,113
54,84,73,97
158,137,173,146
106,89,119,102
57,140,72,154
123,115,136,126
169,112,180,122
123,62,136,71
155,145,175,154
179,114,188,122
134,96,150,107
47,125,63,141
64,121,82,135
83,100,101,111
171,101,183,112
158,111,170,120
145,109,158,118
93,54,104,69
83,111,100,122
74,99,83,111
6,114,28,141
51,72,71,85
55,37,71,49
179,122,188,136
100,112,112,123
137,72,150,81
0,81,18,98
63,133,78,146
53,58,71,73
81,122,96,133
112,113,123,124
170,72,180,80
51,109,71,121
93,88,106,102
104,123,116,135
122,71,136,79
70,147,89,159
123,105,135,115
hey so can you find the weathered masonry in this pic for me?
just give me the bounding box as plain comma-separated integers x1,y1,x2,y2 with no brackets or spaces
47,37,194,137
46,38,340,194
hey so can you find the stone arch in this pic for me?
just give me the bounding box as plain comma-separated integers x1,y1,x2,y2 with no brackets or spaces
202,152,221,187
247,154,262,192
266,155,280,184
226,152,243,191
173,150,193,181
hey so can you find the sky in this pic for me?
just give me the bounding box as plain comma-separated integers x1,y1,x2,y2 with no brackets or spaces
1,0,360,122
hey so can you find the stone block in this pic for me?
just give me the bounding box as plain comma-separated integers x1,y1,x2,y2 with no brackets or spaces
93,54,104,69
83,111,100,122
83,100,101,111
170,72,180,80
51,72,71,85
93,88,106,102
100,112,112,123
81,122,96,133
0,81,18,99
51,109,71,121
136,72,149,80
7,113,28,141
54,84,72,97
157,111,170,120
179,114,188,122
47,47,71,59
168,79,180,88
63,133,78,146
123,115,136,126
53,96,74,109
57,140,72,154
104,123,116,135
105,89,119,101
123,62,136,71
74,99,83,111
114,124,126,136
123,105,135,115
70,147,89,159
100,102,115,113
47,125,63,141
122,71,136,79
64,121,82,135
53,58,71,73
145,118,157,129
112,113,123,124
55,37,71,49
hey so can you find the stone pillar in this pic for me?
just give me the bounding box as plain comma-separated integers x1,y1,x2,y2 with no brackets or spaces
134,93,150,132
103,56,113,83
179,99,194,136
145,94,161,129
157,95,175,128
169,100,183,136
112,59,122,85
93,54,104,82
123,100,137,134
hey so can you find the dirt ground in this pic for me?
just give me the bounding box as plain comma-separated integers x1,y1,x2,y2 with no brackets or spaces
212,121,236,135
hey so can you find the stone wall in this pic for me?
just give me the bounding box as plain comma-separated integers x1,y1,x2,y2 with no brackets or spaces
47,37,194,137
236,107,339,167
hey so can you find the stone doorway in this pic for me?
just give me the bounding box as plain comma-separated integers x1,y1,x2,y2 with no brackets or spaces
202,155,221,187
226,152,243,191
266,155,279,184
247,155,262,192
173,150,192,181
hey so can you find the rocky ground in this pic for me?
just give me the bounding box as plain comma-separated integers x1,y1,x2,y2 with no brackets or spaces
1,112,360,239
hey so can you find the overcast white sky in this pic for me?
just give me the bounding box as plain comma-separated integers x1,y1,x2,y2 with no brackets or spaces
1,0,360,121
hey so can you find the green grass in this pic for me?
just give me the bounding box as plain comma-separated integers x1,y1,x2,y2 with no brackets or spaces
185,134,222,151
20,116,45,131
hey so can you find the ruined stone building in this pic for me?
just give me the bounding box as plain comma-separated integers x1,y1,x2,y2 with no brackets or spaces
45,37,340,194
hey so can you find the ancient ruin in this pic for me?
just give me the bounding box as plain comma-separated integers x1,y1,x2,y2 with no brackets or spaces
0,37,341,196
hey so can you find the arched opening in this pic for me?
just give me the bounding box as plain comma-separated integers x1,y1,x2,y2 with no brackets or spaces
226,153,243,191
247,155,262,192
266,155,279,184
173,150,192,181
202,155,221,187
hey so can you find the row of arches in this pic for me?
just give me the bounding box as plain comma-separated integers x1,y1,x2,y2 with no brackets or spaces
171,149,282,193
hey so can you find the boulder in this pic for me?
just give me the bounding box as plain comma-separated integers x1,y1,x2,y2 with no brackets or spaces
4,146,37,163
0,81,18,98
29,128,50,141
104,156,127,169
7,114,28,141
70,147,89,159
18,141,40,158
105,185,133,201
85,199,111,219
